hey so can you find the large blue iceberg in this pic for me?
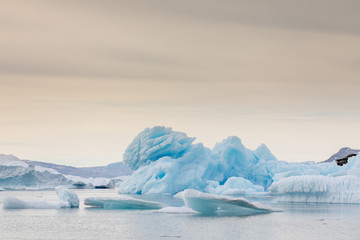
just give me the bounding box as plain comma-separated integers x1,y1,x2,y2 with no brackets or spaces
119,127,276,194
118,126,360,203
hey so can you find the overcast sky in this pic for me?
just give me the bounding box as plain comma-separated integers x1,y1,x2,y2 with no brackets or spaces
1,0,360,166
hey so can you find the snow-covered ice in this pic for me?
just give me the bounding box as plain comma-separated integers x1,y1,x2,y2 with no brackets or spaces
84,196,166,209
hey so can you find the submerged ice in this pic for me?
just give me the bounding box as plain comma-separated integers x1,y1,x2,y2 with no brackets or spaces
84,196,165,209
118,126,360,203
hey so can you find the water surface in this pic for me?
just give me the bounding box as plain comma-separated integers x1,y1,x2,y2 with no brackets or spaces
1,189,359,240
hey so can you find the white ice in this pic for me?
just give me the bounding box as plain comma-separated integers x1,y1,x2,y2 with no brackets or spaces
3,186,79,209
3,197,68,209
269,175,360,203
55,186,79,208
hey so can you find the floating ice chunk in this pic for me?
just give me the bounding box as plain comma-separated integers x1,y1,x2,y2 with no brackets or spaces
55,186,79,208
179,189,274,216
3,186,79,209
153,206,199,214
123,126,195,170
84,196,166,209
3,197,68,209
269,175,360,203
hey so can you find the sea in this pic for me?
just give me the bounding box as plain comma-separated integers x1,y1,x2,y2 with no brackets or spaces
1,189,359,240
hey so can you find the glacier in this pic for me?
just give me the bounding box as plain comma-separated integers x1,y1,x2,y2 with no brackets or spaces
0,154,126,189
118,126,360,203
3,186,79,209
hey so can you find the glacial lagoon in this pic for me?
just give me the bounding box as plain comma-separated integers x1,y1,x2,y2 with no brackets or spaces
1,189,360,240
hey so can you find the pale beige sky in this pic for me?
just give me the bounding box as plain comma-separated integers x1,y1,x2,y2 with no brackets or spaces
1,0,360,166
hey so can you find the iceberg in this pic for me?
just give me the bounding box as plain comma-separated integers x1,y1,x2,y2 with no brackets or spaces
117,126,360,203
178,189,274,216
84,196,166,209
119,127,276,195
3,186,79,209
269,175,360,203
3,197,69,209
0,164,73,189
55,186,79,208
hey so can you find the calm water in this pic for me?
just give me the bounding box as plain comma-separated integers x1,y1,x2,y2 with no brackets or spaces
1,189,359,240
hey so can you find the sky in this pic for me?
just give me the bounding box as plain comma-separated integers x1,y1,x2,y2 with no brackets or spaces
1,0,360,166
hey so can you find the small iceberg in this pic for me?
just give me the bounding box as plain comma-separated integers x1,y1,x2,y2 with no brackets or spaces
55,186,79,208
84,196,166,210
3,186,79,209
3,197,69,209
178,189,275,216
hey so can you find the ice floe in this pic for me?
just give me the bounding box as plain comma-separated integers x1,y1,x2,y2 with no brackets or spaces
84,196,166,209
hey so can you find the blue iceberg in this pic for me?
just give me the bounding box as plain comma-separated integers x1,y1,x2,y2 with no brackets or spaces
119,127,276,195
118,126,360,203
